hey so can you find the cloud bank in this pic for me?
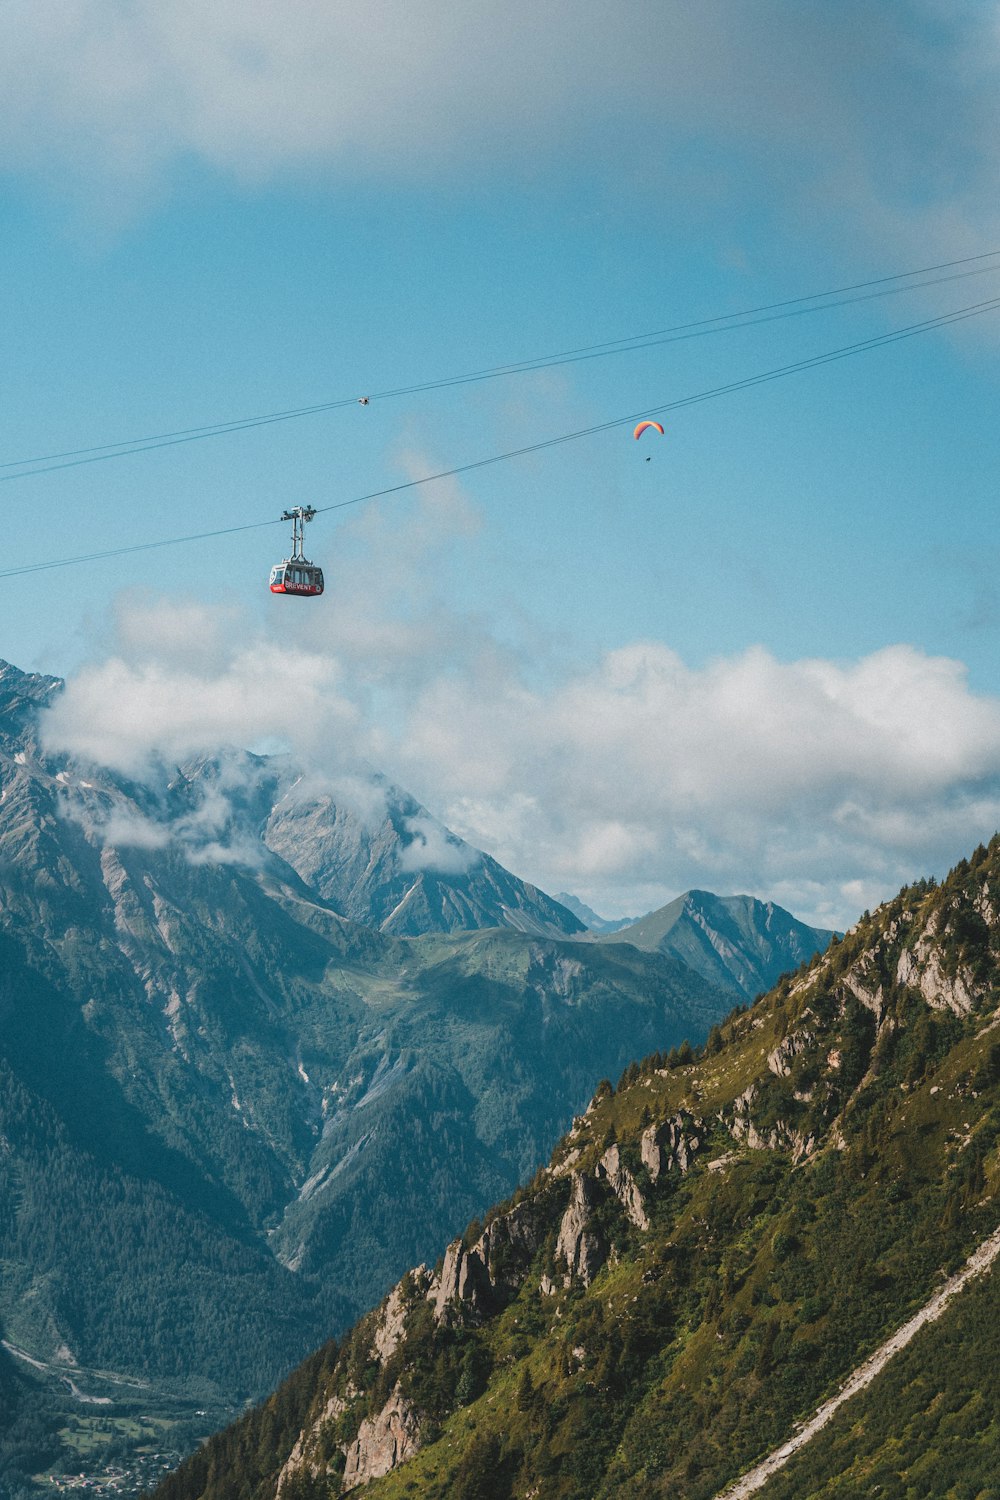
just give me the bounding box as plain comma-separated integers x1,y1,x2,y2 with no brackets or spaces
40,571,1000,931
413,639,1000,929
44,599,364,776
3,2,1000,252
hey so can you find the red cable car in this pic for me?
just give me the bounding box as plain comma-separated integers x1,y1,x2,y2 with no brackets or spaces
269,506,324,597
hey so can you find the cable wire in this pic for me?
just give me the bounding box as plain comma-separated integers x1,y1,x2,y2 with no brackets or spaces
3,248,1000,482
2,289,997,582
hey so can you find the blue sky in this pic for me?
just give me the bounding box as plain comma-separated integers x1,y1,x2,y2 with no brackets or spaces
6,2,1000,927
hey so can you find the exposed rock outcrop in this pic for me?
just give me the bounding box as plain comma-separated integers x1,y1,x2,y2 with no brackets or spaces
896,912,978,1016
432,1239,492,1323
767,1030,813,1077
556,1172,605,1286
640,1111,703,1181
342,1384,421,1492
372,1281,409,1364
275,1392,348,1497
728,1086,815,1161
976,882,997,928
433,1200,545,1324
841,968,885,1019
477,1200,545,1283
596,1144,648,1229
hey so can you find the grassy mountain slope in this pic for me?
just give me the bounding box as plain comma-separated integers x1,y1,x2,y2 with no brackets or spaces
158,837,1000,1499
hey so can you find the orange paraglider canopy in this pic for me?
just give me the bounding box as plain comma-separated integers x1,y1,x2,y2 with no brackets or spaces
633,420,665,440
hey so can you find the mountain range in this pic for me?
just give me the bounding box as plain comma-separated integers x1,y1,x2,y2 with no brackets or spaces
154,837,1000,1499
0,658,777,1495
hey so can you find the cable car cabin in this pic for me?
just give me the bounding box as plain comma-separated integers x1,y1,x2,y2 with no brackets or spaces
270,506,323,596
269,560,324,596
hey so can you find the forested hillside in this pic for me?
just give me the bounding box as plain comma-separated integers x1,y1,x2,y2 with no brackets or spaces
155,837,1000,1499
757,1263,1000,1497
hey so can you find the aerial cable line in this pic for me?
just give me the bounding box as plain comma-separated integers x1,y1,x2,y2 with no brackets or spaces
3,248,1000,482
307,290,1000,516
2,289,999,582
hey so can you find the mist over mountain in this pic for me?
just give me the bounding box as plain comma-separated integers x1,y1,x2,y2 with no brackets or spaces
261,773,584,939
0,659,734,1494
161,837,1000,1500
553,893,640,934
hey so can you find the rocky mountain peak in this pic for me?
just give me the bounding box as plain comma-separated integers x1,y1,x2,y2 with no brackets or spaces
0,659,62,749
599,886,836,1000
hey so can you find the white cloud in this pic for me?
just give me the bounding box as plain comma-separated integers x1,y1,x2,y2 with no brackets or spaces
3,1,1000,256
35,479,1000,930
389,639,1000,925
0,0,673,183
398,813,477,876
41,636,363,777
41,579,1000,931
95,805,173,851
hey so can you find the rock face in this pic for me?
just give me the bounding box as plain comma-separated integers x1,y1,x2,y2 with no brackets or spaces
767,1030,813,1077
841,966,885,1019
641,1111,703,1180
728,1086,816,1161
434,1200,545,1323
342,1385,421,1491
433,1240,492,1323
895,911,978,1016
556,1172,606,1286
372,1282,409,1364
262,771,585,940
477,1200,545,1285
275,1392,348,1497
597,1143,648,1229
277,1271,430,1494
